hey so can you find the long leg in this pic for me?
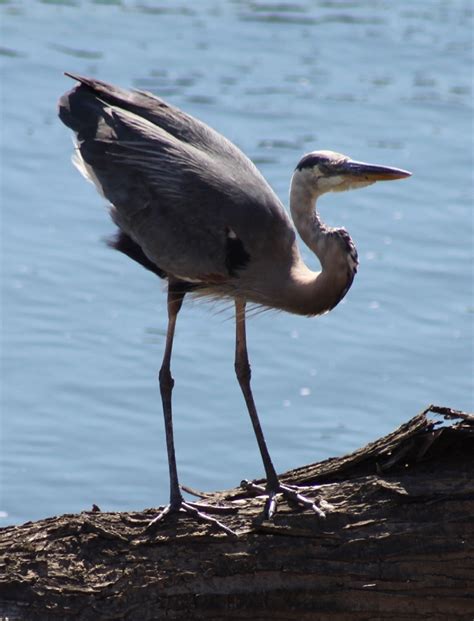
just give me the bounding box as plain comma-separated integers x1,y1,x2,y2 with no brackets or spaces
234,299,279,491
234,299,326,519
146,282,236,536
159,282,186,509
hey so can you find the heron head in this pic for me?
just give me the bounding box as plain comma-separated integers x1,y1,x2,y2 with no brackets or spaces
295,150,411,195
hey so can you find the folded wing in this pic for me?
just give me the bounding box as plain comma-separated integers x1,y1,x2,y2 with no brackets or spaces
58,75,292,282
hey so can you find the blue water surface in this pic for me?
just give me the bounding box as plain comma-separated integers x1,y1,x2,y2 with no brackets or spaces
1,0,472,526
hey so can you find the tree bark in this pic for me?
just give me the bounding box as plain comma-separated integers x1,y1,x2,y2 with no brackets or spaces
1,405,473,621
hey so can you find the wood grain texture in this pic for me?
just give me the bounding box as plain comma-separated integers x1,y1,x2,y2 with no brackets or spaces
1,405,473,621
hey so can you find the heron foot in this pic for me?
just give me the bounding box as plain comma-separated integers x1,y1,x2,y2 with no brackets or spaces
145,498,238,537
241,479,328,520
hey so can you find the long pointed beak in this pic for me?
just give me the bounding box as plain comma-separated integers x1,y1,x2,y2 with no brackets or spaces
342,160,412,181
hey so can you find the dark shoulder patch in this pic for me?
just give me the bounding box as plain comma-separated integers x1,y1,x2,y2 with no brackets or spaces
106,229,167,279
225,227,250,276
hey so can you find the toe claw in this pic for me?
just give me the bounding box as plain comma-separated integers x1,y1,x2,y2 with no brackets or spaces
146,504,172,532
264,493,277,519
279,483,326,518
242,479,327,519
182,502,237,537
187,501,238,515
145,500,237,537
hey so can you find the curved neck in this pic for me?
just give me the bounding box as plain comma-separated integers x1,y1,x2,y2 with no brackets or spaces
289,173,329,265
285,172,357,316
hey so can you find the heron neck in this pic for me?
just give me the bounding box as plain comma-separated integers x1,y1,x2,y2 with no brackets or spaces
286,174,356,316
289,174,330,267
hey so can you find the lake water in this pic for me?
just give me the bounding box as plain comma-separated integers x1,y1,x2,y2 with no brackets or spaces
1,0,472,526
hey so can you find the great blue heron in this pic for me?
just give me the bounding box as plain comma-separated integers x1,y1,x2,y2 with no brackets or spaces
58,74,411,535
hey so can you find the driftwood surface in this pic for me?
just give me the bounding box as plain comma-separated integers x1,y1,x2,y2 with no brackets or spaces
1,405,473,621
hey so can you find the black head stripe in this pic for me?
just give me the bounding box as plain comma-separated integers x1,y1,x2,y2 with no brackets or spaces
295,153,332,172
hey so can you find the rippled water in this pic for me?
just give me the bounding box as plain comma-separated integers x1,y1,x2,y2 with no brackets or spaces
1,0,472,526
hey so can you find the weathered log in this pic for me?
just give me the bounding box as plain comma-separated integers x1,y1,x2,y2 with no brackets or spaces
1,405,473,621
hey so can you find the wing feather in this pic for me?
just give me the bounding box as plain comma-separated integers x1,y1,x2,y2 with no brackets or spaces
58,76,294,281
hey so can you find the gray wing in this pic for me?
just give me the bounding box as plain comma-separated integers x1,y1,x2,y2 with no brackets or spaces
58,75,295,281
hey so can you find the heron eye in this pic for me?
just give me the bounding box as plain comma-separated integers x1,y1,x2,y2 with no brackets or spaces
318,162,334,175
